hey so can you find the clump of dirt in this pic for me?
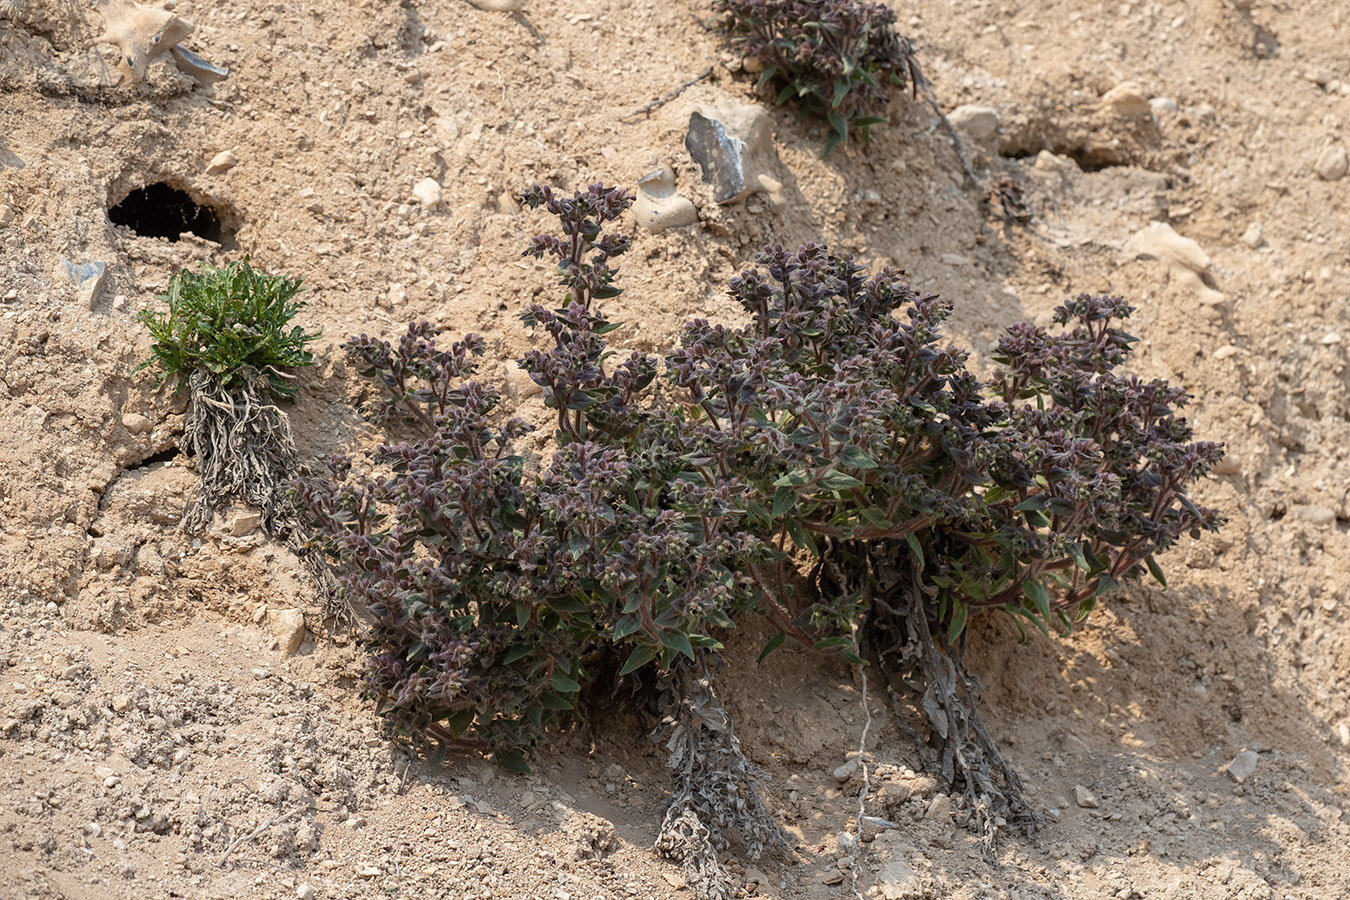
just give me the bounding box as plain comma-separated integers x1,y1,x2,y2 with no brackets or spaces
2,0,1349,899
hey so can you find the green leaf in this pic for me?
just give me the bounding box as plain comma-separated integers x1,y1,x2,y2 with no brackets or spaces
758,632,786,663
1024,579,1052,621
1144,555,1167,588
445,708,475,737
538,692,573,710
839,445,878,469
618,645,656,676
549,670,581,693
495,749,531,774
773,469,811,487
947,600,968,645
772,486,795,517
819,469,864,491
659,629,696,661
503,645,532,665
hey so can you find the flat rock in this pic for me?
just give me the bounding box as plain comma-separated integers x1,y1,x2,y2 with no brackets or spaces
1101,82,1152,119
230,511,262,536
268,608,306,655
876,860,922,900
1227,750,1259,783
1315,145,1348,181
923,793,951,820
206,150,237,175
60,258,107,309
1074,785,1099,808
121,412,151,434
948,104,1000,141
685,100,784,205
1294,504,1335,527
1123,222,1210,273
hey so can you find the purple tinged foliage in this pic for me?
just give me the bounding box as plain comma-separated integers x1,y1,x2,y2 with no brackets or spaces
712,0,921,154
299,183,1225,764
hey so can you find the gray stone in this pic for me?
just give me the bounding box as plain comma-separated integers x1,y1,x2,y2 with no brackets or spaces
1227,749,1259,783
1294,504,1336,527
685,101,784,205
1074,785,1099,809
924,793,951,820
170,46,229,85
947,104,1000,141
833,758,859,784
1315,145,1348,181
60,258,107,309
876,860,922,900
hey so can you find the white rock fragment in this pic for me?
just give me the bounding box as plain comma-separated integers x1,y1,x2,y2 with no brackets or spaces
121,412,152,434
875,860,923,900
1294,505,1335,527
206,150,238,175
1240,222,1265,249
632,167,697,232
923,793,952,820
947,104,1000,142
60,258,108,309
1122,222,1225,305
1149,96,1179,116
1314,145,1348,181
1227,750,1259,783
833,758,859,784
229,511,262,536
1101,82,1152,119
412,177,443,208
296,885,315,900
268,608,306,655
1074,785,1099,808
467,0,522,9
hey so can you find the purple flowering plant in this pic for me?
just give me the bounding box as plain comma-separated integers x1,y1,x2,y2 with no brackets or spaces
300,183,1223,841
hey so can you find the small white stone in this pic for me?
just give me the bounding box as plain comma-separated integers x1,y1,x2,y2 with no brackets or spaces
947,104,1000,141
1240,222,1264,249
230,511,262,536
1101,82,1151,119
1227,750,1259,783
206,150,238,175
1074,785,1099,808
268,608,306,655
412,177,443,207
296,885,315,900
121,413,152,434
1149,96,1179,115
1315,145,1348,181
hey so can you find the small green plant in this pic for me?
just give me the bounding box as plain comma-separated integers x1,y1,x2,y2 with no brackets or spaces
137,260,317,400
137,259,319,535
711,0,921,155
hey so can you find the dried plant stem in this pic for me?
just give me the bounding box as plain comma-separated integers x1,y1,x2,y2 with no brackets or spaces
183,368,353,630
869,563,1036,844
217,806,305,867
621,66,714,121
655,656,785,900
847,639,873,900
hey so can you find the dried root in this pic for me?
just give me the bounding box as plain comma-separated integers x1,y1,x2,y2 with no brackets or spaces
867,562,1036,844
181,368,352,630
654,657,785,900
182,368,298,536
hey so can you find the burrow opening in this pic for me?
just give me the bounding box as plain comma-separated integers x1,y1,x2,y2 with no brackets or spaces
108,182,238,247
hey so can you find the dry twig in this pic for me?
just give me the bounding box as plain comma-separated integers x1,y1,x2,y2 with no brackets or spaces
621,67,714,121
217,806,306,868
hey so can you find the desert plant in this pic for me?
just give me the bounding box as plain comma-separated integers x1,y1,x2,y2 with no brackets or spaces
136,259,319,534
302,184,1224,897
711,0,922,154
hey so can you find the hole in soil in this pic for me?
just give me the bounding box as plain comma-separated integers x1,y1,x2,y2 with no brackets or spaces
108,182,236,245
1004,144,1132,173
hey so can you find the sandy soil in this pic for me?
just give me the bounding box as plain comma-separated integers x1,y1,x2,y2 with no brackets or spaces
1,0,1348,898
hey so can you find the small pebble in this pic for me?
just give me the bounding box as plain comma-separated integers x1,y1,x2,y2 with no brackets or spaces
1074,785,1099,809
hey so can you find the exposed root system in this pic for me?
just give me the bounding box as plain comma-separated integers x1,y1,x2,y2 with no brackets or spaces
654,658,785,900
866,559,1037,843
181,368,351,629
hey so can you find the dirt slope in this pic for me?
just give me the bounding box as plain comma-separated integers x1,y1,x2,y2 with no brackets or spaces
1,0,1348,898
